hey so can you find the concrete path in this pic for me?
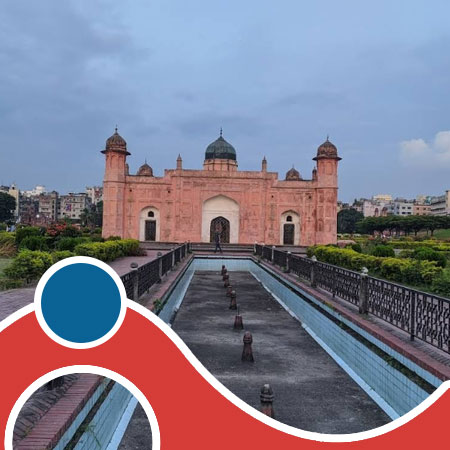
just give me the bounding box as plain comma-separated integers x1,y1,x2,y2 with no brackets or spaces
0,287,34,322
118,404,152,449
172,271,390,434
0,252,167,322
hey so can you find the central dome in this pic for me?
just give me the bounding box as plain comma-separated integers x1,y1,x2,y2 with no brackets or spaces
205,131,237,161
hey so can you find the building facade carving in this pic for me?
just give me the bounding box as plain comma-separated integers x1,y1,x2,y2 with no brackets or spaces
101,129,340,245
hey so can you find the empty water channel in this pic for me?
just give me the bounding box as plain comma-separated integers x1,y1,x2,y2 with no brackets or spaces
159,257,440,434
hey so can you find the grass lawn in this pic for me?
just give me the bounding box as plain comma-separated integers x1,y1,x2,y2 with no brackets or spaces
433,229,450,240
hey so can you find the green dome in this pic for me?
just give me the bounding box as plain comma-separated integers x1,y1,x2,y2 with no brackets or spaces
205,132,237,161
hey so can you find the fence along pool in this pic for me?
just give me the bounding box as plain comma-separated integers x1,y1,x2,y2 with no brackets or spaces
255,244,450,354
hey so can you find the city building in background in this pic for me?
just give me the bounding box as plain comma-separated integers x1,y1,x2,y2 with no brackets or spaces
85,186,103,205
59,193,92,221
430,190,450,216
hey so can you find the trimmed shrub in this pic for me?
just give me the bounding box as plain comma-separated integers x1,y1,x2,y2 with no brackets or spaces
0,278,23,290
308,245,443,285
4,250,53,282
0,232,17,257
0,223,7,231
52,250,75,263
432,272,450,298
56,237,89,252
19,235,50,251
390,240,450,252
371,245,395,258
74,239,140,262
412,247,447,268
60,225,82,238
15,226,42,245
351,243,362,253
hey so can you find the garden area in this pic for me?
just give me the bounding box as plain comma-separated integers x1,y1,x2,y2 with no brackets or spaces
0,222,141,291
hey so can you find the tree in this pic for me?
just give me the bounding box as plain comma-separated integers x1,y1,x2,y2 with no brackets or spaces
337,209,364,234
0,192,16,223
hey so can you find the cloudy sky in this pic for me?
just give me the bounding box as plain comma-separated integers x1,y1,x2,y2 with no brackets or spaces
1,1,449,202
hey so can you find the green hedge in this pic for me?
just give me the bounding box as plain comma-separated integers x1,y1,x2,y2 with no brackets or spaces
308,245,443,286
389,240,450,251
0,232,16,257
74,239,140,262
371,245,395,258
432,271,450,297
4,250,53,282
56,237,89,252
19,235,50,251
15,226,42,244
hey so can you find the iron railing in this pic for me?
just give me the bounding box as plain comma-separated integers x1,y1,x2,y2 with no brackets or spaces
120,242,190,301
255,244,450,353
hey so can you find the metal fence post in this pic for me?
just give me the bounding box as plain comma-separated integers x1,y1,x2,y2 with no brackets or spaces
410,291,416,341
271,246,275,263
171,248,175,269
310,255,317,287
359,267,369,314
254,241,257,254
286,251,291,273
131,262,139,301
158,255,163,279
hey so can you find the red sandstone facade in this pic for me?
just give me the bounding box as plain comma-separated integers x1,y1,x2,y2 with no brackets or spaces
102,129,340,246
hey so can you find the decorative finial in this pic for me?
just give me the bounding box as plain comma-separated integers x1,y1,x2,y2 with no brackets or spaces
326,134,329,141
115,125,118,133
145,158,147,164
220,127,223,137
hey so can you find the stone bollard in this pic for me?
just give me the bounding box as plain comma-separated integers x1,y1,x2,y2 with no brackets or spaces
223,274,230,288
229,290,237,310
359,267,369,314
234,306,244,330
221,265,227,275
260,384,275,418
242,331,254,362
226,284,233,297
222,270,228,281
130,262,139,300
271,245,275,263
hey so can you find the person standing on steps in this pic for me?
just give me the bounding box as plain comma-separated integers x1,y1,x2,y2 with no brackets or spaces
214,229,223,253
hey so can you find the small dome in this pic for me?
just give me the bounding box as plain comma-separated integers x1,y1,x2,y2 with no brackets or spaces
137,162,153,176
314,137,340,160
205,130,237,161
102,127,130,155
285,167,301,181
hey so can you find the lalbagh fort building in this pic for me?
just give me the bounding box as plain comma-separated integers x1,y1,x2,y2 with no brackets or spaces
101,128,341,246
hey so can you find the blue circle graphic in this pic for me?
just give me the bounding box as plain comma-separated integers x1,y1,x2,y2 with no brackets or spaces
41,263,122,343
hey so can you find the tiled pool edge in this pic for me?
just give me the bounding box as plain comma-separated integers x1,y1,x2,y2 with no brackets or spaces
160,257,440,419
253,271,400,420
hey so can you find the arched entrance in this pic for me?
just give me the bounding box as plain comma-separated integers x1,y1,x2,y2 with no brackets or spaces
280,211,300,245
139,207,160,242
210,216,230,243
201,195,239,243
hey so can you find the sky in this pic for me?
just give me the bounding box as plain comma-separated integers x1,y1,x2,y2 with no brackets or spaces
1,0,450,202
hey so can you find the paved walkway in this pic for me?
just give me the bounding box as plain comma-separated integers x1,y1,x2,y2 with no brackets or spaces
172,271,390,434
118,404,152,449
0,252,168,322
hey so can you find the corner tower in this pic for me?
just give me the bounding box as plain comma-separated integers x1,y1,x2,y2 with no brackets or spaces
203,129,238,171
101,128,130,238
313,137,341,244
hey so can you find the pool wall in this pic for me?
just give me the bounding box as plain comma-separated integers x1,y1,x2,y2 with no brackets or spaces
159,257,440,419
